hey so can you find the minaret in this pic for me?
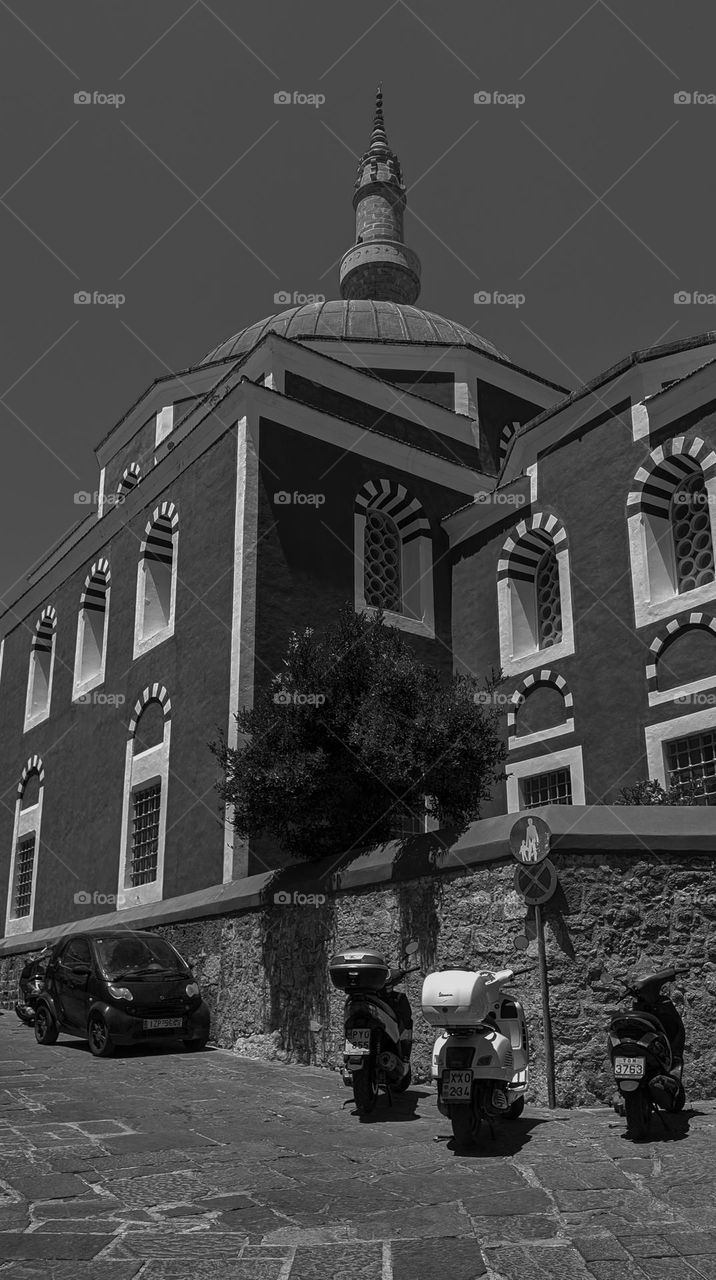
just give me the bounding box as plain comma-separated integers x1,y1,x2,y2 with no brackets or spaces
339,87,421,305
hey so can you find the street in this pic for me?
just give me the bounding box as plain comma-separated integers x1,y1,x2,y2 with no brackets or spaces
0,1016,715,1279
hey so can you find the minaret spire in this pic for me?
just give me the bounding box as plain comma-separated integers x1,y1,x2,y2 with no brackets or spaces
339,87,421,306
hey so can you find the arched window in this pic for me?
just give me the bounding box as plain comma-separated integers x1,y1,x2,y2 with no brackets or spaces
134,502,178,658
117,463,141,498
24,607,57,731
118,685,171,909
498,514,574,675
5,756,44,935
73,560,110,699
354,480,435,638
364,508,402,612
670,471,714,593
628,438,716,627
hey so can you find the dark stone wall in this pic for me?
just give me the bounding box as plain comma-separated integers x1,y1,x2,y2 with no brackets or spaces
4,848,709,1109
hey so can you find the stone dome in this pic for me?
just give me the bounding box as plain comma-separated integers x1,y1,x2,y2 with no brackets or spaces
201,300,506,364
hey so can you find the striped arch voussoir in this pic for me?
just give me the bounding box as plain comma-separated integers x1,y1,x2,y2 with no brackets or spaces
117,463,141,494
627,437,716,515
354,479,430,543
18,754,45,797
36,605,57,631
128,684,172,735
80,559,111,609
497,512,567,581
645,612,716,693
506,668,573,732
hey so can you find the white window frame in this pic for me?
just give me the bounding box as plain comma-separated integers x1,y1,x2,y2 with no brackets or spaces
354,482,435,640
155,405,174,448
23,614,57,733
498,536,575,677
506,743,585,814
72,569,110,702
644,705,716,788
133,509,178,660
5,782,43,936
117,720,171,911
628,443,716,629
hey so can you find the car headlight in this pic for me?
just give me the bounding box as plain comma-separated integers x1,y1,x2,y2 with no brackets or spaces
107,984,132,1001
185,982,200,998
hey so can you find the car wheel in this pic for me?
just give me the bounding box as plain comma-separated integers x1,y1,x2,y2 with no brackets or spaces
182,1037,208,1052
88,1015,115,1058
34,1005,58,1045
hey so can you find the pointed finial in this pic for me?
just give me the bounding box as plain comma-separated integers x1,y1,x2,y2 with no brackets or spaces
368,83,388,155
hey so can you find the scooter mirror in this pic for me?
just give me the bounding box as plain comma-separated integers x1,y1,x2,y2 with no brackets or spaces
404,941,420,956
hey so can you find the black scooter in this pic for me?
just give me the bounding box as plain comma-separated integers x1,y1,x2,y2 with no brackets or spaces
329,941,420,1116
607,965,687,1140
15,949,51,1026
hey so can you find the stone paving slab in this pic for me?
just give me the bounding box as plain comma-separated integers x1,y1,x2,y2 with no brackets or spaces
1,1016,716,1277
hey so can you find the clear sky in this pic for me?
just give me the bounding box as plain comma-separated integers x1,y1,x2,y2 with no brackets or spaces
1,0,715,598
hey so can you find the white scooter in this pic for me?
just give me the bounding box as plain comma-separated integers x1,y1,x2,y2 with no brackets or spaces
421,964,531,1147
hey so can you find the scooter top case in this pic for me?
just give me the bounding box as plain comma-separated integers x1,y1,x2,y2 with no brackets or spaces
421,970,515,1029
329,950,391,993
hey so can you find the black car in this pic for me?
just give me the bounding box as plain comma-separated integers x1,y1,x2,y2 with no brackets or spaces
34,930,211,1057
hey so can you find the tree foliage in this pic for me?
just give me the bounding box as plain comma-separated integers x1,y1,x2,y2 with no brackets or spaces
212,607,507,862
615,778,704,805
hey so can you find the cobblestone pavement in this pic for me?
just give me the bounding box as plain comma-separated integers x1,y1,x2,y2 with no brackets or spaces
0,1016,715,1279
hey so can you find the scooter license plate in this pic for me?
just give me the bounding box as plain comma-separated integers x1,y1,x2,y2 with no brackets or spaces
614,1056,645,1078
442,1069,473,1102
345,1028,371,1055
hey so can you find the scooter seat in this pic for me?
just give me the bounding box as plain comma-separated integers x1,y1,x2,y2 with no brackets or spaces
631,968,677,994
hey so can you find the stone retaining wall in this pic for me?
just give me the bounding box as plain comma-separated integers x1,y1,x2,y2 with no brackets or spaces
2,823,715,1107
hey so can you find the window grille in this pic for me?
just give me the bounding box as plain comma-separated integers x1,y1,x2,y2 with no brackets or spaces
14,836,36,917
522,767,572,808
364,507,401,612
670,472,715,594
129,782,161,885
665,730,716,804
536,548,562,647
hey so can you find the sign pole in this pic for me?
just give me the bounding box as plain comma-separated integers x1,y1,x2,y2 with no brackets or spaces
535,903,556,1109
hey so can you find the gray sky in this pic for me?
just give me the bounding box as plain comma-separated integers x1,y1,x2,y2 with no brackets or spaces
1,0,714,598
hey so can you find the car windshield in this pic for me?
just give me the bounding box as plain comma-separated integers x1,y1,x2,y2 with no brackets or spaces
94,935,189,980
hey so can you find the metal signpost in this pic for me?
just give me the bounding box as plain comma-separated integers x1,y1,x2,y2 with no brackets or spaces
510,816,558,1108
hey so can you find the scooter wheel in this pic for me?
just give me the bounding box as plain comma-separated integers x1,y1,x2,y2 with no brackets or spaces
352,1058,378,1116
393,1065,412,1093
673,1083,686,1113
450,1106,481,1148
624,1088,651,1141
505,1096,525,1121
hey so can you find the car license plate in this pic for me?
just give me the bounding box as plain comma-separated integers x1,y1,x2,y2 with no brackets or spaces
442,1069,473,1102
614,1056,645,1078
143,1017,183,1030
345,1028,371,1055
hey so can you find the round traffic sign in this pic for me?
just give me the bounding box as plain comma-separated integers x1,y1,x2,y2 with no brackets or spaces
509,814,551,865
514,857,558,906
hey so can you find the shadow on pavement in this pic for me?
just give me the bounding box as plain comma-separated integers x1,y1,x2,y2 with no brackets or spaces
52,1038,218,1059
445,1116,551,1158
345,1086,431,1123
